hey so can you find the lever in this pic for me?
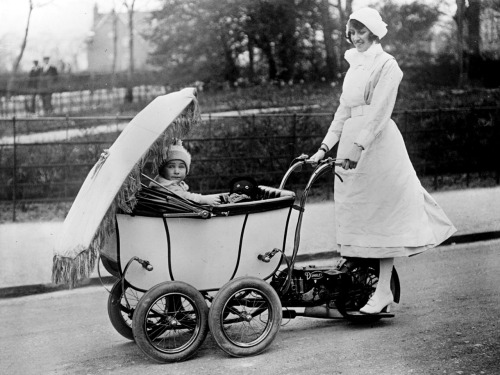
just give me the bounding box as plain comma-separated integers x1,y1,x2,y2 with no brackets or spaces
258,248,281,263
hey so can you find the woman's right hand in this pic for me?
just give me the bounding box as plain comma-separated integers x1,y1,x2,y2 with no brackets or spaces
308,149,326,164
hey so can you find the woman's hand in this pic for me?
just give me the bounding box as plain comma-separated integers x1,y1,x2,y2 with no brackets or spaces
341,144,363,170
308,149,326,164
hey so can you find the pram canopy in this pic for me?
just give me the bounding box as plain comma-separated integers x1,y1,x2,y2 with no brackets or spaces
52,88,200,287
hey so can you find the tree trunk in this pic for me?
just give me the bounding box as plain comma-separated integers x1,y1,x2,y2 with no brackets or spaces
112,8,118,88
276,0,297,82
263,43,277,81
247,37,255,84
465,0,482,82
455,0,467,87
124,0,135,103
320,0,337,81
219,29,239,83
338,0,353,72
7,0,33,97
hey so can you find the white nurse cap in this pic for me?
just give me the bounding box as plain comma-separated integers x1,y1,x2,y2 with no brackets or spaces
346,7,388,39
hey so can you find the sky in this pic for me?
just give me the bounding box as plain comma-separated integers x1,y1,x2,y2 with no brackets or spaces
0,0,453,72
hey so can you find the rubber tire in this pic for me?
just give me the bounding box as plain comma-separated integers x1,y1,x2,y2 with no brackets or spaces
132,281,209,363
107,280,143,340
208,276,282,357
336,259,400,324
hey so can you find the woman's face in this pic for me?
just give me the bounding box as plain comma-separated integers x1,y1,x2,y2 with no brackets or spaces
161,160,187,182
348,23,374,53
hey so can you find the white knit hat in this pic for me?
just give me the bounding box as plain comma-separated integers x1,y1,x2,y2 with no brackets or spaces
346,7,388,39
165,139,192,173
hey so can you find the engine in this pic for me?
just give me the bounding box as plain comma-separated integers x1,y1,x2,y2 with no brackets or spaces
271,265,345,306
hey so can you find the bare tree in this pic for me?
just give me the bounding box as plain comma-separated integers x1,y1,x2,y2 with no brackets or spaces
7,0,34,97
123,0,136,103
111,7,118,89
455,0,467,87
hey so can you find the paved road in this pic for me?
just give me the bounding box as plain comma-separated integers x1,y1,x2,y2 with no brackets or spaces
1,239,499,375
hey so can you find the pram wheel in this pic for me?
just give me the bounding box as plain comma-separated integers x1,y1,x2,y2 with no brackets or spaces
208,276,282,357
335,259,400,323
107,280,143,340
132,281,209,363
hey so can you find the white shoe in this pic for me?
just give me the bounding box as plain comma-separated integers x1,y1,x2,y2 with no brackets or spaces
359,293,393,314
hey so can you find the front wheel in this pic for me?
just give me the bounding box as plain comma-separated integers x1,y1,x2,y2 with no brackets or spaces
132,281,209,363
208,277,282,357
107,280,143,340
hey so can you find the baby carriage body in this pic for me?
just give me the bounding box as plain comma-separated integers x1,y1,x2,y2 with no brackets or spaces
102,187,296,292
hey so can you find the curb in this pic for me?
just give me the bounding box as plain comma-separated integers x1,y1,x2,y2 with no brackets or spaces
0,276,116,299
2,231,499,300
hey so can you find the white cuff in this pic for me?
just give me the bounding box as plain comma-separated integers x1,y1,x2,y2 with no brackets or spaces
355,129,373,149
322,132,340,151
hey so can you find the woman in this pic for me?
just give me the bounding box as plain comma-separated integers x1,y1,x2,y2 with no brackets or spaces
309,8,456,314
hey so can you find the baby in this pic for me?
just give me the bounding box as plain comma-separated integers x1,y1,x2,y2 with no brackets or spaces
150,141,221,206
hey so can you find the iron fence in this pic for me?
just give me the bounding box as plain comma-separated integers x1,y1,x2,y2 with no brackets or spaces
1,106,499,221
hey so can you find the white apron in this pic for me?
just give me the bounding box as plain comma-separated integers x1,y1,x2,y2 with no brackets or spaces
332,46,456,258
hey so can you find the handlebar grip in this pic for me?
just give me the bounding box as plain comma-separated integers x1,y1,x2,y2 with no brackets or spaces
137,258,154,271
257,254,271,263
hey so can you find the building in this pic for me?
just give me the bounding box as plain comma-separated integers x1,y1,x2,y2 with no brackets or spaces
86,4,155,73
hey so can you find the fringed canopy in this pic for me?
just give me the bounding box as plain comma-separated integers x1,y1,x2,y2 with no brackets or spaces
52,88,201,287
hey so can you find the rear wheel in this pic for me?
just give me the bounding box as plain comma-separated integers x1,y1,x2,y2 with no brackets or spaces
107,280,143,340
336,259,400,324
132,281,209,363
208,277,282,357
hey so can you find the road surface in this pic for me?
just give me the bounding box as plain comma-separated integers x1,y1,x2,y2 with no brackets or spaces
1,239,499,375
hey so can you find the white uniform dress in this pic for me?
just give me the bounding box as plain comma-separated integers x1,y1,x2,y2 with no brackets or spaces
322,43,456,258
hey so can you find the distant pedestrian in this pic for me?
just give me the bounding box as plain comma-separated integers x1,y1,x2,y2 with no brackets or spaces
308,7,456,315
40,56,58,114
27,60,42,113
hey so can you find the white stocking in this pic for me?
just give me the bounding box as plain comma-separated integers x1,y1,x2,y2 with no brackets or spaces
374,258,394,297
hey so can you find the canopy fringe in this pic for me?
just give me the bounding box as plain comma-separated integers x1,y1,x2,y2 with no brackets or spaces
52,99,200,287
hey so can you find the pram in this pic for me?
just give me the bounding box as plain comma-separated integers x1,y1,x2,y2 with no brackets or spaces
52,88,400,363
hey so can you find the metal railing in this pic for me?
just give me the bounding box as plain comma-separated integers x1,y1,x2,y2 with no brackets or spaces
1,106,499,221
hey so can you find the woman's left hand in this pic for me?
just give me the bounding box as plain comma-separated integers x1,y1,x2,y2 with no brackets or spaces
341,144,363,170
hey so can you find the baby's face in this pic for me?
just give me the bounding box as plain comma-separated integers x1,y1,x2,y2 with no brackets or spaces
161,160,187,182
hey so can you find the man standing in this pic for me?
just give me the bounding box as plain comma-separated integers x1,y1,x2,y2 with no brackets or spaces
27,60,42,113
40,56,58,114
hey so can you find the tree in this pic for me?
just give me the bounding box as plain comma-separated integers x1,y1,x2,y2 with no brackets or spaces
454,0,489,86
319,0,337,80
379,1,440,65
123,0,136,102
7,0,34,97
335,0,353,73
148,0,244,84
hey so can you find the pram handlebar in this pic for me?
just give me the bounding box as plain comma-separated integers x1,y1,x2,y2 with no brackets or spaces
278,155,344,295
279,155,344,190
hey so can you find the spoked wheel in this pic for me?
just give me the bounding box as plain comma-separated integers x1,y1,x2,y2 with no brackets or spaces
107,280,144,340
132,281,209,363
208,277,282,357
336,258,400,324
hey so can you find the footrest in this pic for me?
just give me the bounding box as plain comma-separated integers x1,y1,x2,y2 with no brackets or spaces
348,311,395,318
